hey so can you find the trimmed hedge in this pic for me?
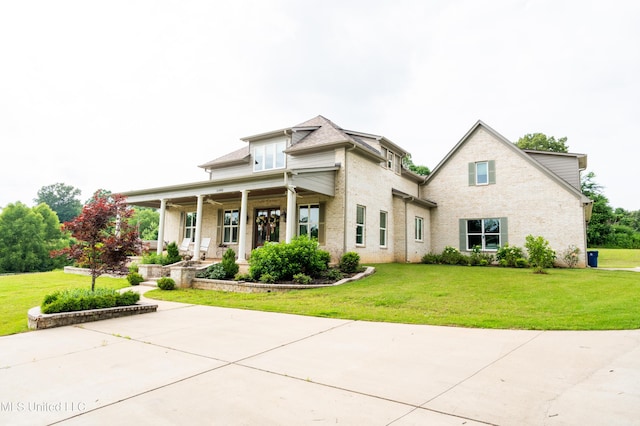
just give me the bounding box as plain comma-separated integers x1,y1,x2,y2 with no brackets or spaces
41,288,140,314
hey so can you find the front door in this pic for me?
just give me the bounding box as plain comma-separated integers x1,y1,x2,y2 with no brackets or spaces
254,208,281,248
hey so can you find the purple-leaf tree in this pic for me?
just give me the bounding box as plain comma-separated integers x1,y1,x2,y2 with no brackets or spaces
53,192,143,291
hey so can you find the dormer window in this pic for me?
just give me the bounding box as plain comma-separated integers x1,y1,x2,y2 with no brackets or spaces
254,141,286,172
382,147,401,174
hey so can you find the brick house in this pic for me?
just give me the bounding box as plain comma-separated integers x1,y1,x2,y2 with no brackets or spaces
123,116,592,266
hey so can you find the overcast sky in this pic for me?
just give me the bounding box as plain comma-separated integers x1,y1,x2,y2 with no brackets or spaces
1,0,639,211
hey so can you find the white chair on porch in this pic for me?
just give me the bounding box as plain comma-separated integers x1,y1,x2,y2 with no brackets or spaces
178,238,192,258
198,237,211,260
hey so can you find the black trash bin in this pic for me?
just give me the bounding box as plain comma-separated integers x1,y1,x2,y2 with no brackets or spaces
587,250,599,267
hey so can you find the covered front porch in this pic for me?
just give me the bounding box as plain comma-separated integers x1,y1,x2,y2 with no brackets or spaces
123,167,337,263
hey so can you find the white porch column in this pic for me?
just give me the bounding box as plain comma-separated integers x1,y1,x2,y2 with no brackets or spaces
193,195,204,259
237,189,249,262
156,199,167,255
286,185,297,243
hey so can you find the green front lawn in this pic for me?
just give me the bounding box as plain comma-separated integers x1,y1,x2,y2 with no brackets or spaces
0,271,129,336
146,263,640,330
593,248,640,268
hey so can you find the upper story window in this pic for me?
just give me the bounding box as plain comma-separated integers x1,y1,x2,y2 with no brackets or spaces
468,160,496,186
254,141,286,172
382,147,401,174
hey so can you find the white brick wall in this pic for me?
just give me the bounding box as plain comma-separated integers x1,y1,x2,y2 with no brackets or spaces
422,126,588,266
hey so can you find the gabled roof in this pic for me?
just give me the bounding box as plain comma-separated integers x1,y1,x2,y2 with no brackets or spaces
198,146,250,170
423,120,591,204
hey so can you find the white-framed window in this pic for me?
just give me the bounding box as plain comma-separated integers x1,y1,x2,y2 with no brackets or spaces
297,204,325,243
185,212,197,242
469,160,495,186
382,147,401,174
476,162,489,185
415,216,424,241
298,204,320,240
254,141,286,172
379,211,387,247
465,218,501,251
356,205,366,246
223,209,239,243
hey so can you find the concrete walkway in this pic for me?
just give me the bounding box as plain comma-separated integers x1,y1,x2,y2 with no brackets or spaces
1,288,640,426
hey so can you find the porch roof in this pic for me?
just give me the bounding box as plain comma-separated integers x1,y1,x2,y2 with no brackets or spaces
121,167,338,209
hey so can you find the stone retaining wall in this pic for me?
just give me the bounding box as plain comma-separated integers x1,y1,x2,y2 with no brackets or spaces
192,266,375,293
28,303,158,330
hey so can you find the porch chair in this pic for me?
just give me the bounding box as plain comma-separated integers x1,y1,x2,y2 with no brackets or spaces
198,237,211,260
178,238,192,258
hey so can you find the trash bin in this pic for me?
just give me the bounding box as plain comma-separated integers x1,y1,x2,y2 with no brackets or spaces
587,250,599,268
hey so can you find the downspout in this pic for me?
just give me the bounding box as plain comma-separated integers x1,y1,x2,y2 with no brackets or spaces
403,195,415,263
343,143,357,255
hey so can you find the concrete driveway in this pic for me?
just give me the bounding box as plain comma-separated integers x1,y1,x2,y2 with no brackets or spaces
1,287,640,426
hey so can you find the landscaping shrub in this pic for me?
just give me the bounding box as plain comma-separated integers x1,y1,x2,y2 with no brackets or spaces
128,263,139,273
141,252,166,265
259,272,277,284
41,288,140,314
561,244,581,268
234,272,253,282
157,277,176,290
469,245,494,266
165,241,182,264
127,272,144,286
441,246,466,265
525,235,556,273
496,244,526,268
339,251,361,273
421,252,442,264
116,290,141,306
249,235,330,281
293,273,312,284
321,268,344,282
197,263,226,280
221,248,239,278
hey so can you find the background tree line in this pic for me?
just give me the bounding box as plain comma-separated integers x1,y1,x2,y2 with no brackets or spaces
0,183,159,274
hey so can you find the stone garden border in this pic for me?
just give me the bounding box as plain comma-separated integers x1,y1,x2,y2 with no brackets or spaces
28,303,158,330
191,266,375,293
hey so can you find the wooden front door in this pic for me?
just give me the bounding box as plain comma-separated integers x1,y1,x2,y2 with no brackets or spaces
254,208,281,248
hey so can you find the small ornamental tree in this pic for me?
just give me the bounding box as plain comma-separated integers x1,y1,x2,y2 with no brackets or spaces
53,192,143,291
524,235,556,274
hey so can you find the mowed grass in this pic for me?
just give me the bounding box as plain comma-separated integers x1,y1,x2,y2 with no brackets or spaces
0,271,129,336
594,248,640,268
146,262,640,330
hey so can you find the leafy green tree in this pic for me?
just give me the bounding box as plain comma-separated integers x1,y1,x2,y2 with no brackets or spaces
516,133,569,153
53,192,143,291
402,155,431,176
0,202,69,272
33,203,71,269
131,207,159,240
34,183,82,223
581,172,614,246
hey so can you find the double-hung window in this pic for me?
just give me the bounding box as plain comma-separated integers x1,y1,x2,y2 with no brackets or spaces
469,160,496,186
382,148,401,174
415,216,424,241
223,209,239,244
379,211,388,247
254,141,286,172
185,212,197,242
356,205,366,246
464,218,502,251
